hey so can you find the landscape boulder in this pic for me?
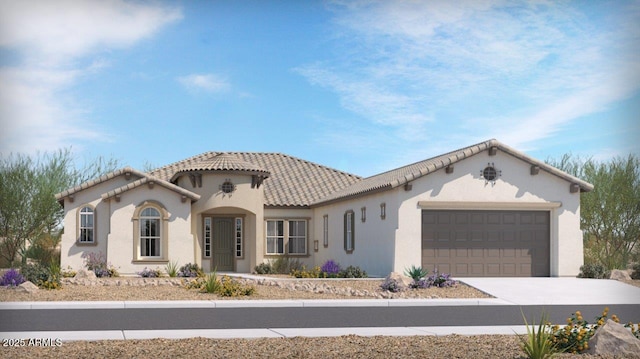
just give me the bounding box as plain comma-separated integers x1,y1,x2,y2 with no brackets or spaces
382,272,414,292
75,269,97,279
609,269,631,281
587,319,640,357
16,281,39,293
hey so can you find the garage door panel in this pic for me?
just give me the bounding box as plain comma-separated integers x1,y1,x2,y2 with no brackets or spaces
422,210,550,277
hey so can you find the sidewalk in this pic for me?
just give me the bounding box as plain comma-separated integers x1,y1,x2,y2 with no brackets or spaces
1,277,639,342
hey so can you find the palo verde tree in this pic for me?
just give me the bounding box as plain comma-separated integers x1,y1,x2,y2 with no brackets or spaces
548,154,640,269
0,149,119,267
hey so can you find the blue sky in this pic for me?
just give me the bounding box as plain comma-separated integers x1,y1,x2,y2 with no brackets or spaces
1,0,638,177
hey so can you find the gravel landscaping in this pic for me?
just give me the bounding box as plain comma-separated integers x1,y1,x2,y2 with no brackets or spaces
2,276,638,358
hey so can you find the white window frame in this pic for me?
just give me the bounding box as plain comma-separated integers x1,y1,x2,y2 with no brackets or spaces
265,219,308,255
78,206,95,243
203,217,212,258
266,220,285,255
288,220,307,255
140,207,161,258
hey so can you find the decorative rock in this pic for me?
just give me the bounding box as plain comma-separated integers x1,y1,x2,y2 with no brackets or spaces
587,319,640,357
609,269,632,281
16,281,39,293
382,272,413,292
75,269,97,279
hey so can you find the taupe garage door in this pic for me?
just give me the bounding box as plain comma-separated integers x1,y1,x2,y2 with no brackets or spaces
421,210,550,277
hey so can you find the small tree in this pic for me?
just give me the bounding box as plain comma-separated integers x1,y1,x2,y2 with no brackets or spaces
548,154,640,269
0,149,120,266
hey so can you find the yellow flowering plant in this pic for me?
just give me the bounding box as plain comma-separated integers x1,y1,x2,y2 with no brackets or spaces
550,307,622,354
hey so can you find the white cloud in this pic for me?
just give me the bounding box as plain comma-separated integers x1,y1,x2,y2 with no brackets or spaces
0,0,182,156
300,0,640,157
177,74,230,94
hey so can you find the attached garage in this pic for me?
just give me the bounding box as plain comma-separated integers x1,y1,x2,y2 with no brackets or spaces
422,210,550,277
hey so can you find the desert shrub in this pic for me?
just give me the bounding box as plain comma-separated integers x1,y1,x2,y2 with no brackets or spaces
217,276,255,297
178,263,204,277
138,267,162,278
20,263,61,289
404,265,428,282
82,251,118,277
0,268,25,287
254,262,273,274
577,263,609,279
291,266,324,278
271,256,304,274
165,261,179,277
631,263,640,280
416,269,456,288
380,277,403,292
551,307,621,354
25,233,61,267
182,277,205,290
339,265,367,278
320,260,341,277
519,311,561,359
202,272,222,293
61,266,77,278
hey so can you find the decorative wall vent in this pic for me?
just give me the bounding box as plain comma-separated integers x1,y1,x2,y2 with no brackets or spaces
220,179,236,194
480,162,502,186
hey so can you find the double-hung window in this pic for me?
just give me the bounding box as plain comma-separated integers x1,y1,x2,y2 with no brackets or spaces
266,219,307,255
140,207,161,257
79,206,94,243
288,220,306,254
266,220,285,254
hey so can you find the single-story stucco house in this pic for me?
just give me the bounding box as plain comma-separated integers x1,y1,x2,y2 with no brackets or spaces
56,139,593,277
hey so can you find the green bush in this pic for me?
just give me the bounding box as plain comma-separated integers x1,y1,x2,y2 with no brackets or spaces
631,263,640,280
577,263,609,279
202,273,222,293
165,261,179,277
291,266,325,278
271,256,304,274
404,265,428,282
339,265,367,278
254,262,273,274
20,263,61,289
217,276,255,297
519,311,561,359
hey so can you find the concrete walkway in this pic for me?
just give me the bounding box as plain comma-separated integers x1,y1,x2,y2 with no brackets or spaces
1,277,639,342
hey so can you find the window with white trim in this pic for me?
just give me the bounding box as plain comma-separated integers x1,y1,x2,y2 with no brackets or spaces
265,219,308,255
203,217,212,258
266,220,285,254
79,206,95,243
140,207,161,257
288,220,306,254
323,215,329,247
235,217,243,258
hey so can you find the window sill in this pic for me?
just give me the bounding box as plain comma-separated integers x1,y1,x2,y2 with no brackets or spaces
264,254,311,258
76,241,98,246
132,259,169,264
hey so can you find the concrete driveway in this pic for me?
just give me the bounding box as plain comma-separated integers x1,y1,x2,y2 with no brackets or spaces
458,277,640,305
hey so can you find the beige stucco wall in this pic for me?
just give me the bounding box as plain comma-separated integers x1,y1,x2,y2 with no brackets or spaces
104,185,194,275
59,174,196,275
60,175,133,271
178,173,264,273
312,191,398,277
395,150,583,277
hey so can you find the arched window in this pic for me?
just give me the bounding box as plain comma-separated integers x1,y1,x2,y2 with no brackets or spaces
140,207,161,257
78,206,95,243
133,201,168,262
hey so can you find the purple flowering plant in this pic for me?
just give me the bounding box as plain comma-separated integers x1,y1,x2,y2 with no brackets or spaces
0,268,25,287
415,268,457,288
320,260,341,277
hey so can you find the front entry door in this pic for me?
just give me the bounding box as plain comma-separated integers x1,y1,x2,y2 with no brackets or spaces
213,218,234,271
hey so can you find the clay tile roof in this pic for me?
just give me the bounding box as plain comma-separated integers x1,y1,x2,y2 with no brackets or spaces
149,152,362,207
312,139,594,206
101,176,200,201
172,153,270,177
